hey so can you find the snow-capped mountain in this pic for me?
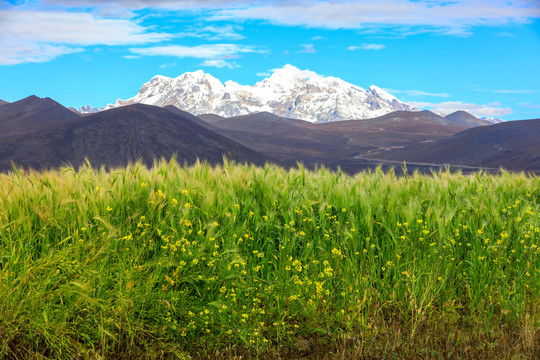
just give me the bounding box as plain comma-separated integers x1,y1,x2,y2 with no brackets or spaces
82,65,416,122
78,105,101,114
479,117,505,125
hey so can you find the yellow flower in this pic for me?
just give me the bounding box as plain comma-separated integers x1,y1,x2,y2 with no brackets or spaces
183,189,189,195
106,206,112,212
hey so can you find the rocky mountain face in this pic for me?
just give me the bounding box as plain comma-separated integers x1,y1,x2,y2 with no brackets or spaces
81,65,417,123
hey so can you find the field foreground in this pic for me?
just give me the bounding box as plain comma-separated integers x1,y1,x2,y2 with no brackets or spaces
0,161,539,359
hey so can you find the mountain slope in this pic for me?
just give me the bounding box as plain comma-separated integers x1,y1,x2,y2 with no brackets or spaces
377,118,540,171
85,65,416,123
0,104,276,172
204,110,468,173
0,95,80,137
211,112,317,134
0,99,8,106
162,105,217,130
444,110,494,127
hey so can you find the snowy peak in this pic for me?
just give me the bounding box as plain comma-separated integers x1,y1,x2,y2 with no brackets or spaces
367,85,398,101
79,105,100,114
479,116,505,125
88,65,417,122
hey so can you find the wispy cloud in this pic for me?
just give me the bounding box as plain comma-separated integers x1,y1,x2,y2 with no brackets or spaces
410,100,513,117
129,44,266,59
159,62,177,69
0,9,169,64
493,89,535,94
200,58,238,69
39,0,251,16
519,102,540,107
298,44,316,53
178,24,245,41
496,32,516,38
387,89,450,97
129,44,265,69
42,0,251,10
212,0,540,36
348,44,385,51
256,72,271,77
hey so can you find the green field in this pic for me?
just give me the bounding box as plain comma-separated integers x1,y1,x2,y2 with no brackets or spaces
0,160,538,359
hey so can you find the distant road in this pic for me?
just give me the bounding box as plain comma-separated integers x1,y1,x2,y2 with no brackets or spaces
353,155,501,172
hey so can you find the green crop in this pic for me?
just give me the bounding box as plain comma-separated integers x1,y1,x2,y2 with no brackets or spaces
0,159,538,359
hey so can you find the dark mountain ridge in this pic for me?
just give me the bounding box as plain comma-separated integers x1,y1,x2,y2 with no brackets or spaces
1,94,536,175
202,110,470,172
0,104,277,172
376,118,540,171
0,95,80,137
444,110,492,127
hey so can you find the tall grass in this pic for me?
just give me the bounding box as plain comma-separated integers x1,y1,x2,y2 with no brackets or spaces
0,160,538,358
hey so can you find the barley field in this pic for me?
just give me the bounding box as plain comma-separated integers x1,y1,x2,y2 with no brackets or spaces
0,160,538,359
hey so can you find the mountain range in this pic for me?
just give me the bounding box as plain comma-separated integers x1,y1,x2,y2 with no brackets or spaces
80,65,420,123
0,96,273,171
1,94,538,174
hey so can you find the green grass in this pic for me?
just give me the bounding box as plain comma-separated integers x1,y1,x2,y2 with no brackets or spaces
0,159,538,359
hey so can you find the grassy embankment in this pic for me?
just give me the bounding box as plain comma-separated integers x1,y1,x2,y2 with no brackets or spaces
0,160,538,359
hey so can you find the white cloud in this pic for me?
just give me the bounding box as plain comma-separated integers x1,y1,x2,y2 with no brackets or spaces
178,24,245,41
496,32,516,38
0,9,169,65
298,44,316,53
0,40,84,65
159,62,177,68
410,100,513,117
386,89,450,97
348,44,385,51
493,89,535,94
256,72,271,77
129,43,266,59
43,0,250,9
269,64,323,81
212,0,540,35
200,59,238,69
0,10,168,45
519,103,540,108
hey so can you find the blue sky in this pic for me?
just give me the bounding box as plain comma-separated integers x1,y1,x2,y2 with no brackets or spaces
0,0,539,120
